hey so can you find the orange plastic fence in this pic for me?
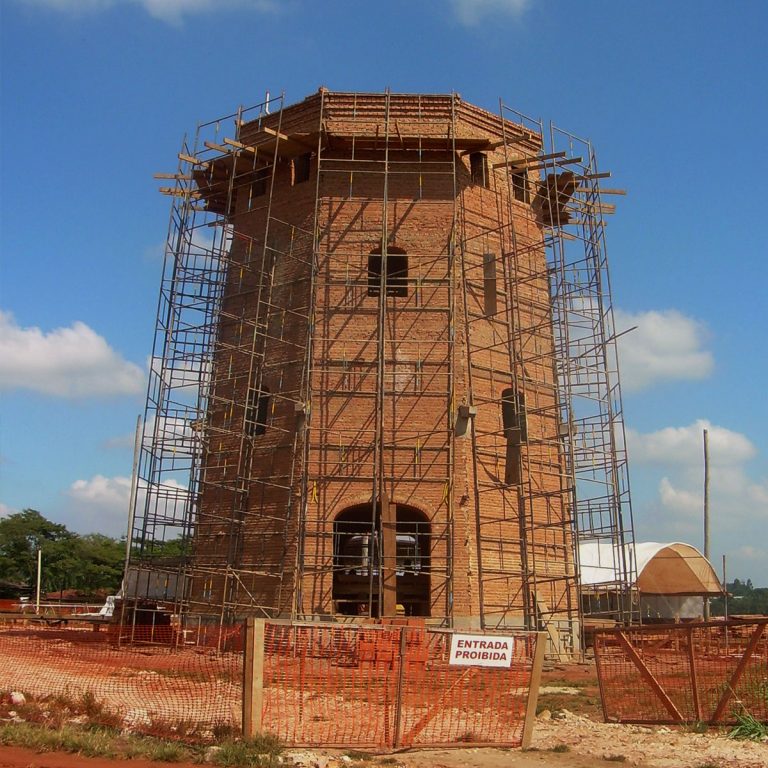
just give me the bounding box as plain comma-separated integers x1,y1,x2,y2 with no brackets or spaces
594,619,768,725
0,617,541,747
0,620,243,741
261,622,540,747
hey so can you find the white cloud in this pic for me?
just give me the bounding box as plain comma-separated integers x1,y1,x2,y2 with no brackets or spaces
0,310,145,398
736,545,766,562
0,502,17,519
19,0,277,24
66,474,190,536
630,419,768,583
658,476,701,515
450,0,529,26
627,420,755,467
69,474,132,509
614,308,714,392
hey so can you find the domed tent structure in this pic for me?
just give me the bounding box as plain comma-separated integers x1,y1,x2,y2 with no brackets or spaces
579,541,723,621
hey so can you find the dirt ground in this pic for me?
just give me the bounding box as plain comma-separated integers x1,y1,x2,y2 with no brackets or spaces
2,661,766,768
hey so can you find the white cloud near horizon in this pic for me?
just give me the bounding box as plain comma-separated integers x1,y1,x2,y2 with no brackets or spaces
627,419,755,468
0,502,17,519
614,308,714,392
19,0,277,24
66,474,190,536
0,310,145,398
450,0,529,26
629,419,768,580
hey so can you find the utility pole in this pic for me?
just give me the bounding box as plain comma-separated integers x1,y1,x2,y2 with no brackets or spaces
35,547,42,614
703,428,710,620
123,414,143,592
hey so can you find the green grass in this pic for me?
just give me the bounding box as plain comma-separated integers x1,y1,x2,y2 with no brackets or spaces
549,743,571,753
345,750,374,762
605,755,627,763
0,720,286,766
0,721,196,762
728,708,768,741
213,735,283,768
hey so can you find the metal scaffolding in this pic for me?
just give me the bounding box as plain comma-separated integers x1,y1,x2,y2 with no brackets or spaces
125,90,636,646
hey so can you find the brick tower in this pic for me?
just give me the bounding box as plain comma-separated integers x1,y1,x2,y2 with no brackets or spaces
130,89,636,653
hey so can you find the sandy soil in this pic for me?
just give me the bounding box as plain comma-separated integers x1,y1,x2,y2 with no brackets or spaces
1,631,765,767
2,709,766,768
0,747,198,768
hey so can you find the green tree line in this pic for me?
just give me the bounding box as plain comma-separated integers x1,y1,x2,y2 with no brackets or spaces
0,509,125,597
710,579,768,617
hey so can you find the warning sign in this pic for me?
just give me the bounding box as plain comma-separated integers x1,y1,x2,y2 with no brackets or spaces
448,633,516,668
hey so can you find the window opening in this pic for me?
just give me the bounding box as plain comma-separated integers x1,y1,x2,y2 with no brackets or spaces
293,152,311,184
251,166,269,197
483,251,498,316
502,387,527,485
469,152,489,188
245,386,271,436
511,169,529,203
368,246,408,298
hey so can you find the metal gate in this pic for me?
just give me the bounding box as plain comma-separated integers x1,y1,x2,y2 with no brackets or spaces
244,620,545,748
594,619,768,725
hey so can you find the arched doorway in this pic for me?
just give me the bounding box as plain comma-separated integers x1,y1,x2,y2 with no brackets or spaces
332,503,430,617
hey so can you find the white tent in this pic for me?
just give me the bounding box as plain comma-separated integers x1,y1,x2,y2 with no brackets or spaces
579,541,723,619
579,540,723,595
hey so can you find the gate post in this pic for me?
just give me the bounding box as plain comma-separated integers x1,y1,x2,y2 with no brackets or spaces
521,631,546,749
243,617,266,738
392,626,407,747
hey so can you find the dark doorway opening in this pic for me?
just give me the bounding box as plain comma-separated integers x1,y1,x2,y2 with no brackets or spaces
332,503,430,617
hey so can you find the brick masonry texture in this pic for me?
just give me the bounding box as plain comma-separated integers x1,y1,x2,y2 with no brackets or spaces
191,91,576,628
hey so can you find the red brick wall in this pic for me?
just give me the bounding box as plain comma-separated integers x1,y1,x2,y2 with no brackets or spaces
192,92,575,627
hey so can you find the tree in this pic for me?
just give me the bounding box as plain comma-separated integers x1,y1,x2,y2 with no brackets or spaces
710,580,768,617
0,510,125,595
0,509,71,587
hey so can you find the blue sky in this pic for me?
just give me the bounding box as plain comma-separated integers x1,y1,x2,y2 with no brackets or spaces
2,0,767,584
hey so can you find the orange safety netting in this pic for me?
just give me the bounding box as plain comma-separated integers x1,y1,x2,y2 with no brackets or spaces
1,618,541,747
0,620,243,741
261,622,539,747
594,619,768,725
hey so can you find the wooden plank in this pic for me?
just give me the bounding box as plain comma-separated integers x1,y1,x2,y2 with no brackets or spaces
223,137,256,154
575,187,626,195
260,126,314,152
204,140,232,154
534,592,564,660
178,152,208,168
686,626,702,721
516,157,583,173
261,126,291,143
158,187,201,199
711,623,765,722
242,617,266,738
580,171,612,180
616,631,684,722
153,173,191,180
521,631,547,748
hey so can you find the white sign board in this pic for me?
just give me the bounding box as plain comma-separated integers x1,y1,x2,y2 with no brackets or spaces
449,633,516,668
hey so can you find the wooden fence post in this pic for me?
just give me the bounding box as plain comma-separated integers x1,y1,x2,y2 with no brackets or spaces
242,617,266,739
521,631,547,749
